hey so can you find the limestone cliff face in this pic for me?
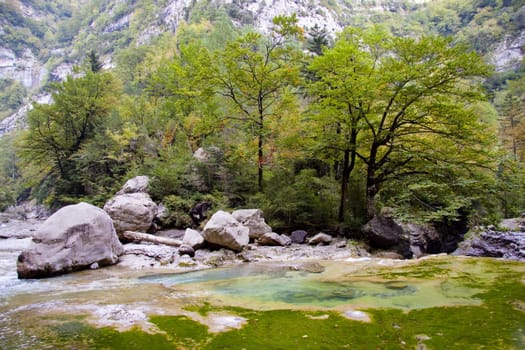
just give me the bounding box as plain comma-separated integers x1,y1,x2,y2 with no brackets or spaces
0,47,47,90
489,25,525,72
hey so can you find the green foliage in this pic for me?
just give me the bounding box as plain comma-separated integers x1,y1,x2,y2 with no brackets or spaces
0,79,27,120
17,68,122,207
306,24,332,55
161,195,195,228
309,26,497,221
0,134,23,210
212,16,305,192
248,168,339,230
86,50,103,73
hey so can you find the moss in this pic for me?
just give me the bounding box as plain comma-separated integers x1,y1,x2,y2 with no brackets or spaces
4,257,524,349
150,315,209,348
50,321,174,350
183,301,215,315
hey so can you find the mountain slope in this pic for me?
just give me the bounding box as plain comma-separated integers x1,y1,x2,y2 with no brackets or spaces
0,0,524,135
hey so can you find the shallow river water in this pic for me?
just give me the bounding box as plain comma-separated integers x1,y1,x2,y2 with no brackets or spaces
0,241,524,349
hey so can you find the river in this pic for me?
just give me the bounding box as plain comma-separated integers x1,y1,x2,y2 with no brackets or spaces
0,235,524,349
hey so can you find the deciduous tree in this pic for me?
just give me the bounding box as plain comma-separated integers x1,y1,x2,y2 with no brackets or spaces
212,15,304,192
309,26,495,221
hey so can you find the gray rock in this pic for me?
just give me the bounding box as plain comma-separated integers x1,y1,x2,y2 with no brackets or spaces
103,193,158,236
202,211,249,252
178,244,195,257
454,229,525,261
291,230,308,244
116,176,150,195
17,203,123,279
257,232,291,246
308,233,332,245
231,209,272,240
403,223,442,258
361,216,403,249
183,228,205,250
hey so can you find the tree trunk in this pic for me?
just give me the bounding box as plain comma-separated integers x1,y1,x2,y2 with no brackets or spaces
338,126,358,222
257,98,264,193
258,133,263,192
366,185,378,220
122,231,183,247
366,143,379,220
338,150,350,222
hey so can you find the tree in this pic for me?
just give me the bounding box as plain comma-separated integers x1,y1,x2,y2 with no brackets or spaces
496,74,525,161
17,68,120,204
309,26,495,221
306,24,331,56
87,50,103,73
212,15,304,192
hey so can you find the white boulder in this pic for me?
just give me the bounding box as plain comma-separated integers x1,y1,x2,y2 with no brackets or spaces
202,211,249,252
17,202,123,279
103,193,158,235
116,175,150,195
231,209,272,240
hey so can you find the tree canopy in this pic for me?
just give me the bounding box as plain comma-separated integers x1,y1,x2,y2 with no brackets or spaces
7,16,524,230
308,26,496,220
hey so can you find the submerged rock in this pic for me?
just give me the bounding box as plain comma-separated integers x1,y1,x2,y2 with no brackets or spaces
17,202,123,279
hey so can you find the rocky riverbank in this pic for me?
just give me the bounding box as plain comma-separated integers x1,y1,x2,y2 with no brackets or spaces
0,212,370,275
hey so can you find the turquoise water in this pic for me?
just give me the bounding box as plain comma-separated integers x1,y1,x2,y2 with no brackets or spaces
138,258,491,310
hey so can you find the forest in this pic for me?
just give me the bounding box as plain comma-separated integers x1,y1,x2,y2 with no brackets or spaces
0,0,524,234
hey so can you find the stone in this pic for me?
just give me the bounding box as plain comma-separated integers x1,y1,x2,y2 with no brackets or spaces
116,175,150,195
231,209,272,240
202,211,249,252
183,228,205,250
290,230,308,244
103,193,158,236
361,216,403,249
454,229,525,261
403,223,442,257
178,244,195,258
257,232,291,246
308,233,332,245
17,203,123,279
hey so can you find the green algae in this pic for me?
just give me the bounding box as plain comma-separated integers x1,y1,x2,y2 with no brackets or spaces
2,256,524,349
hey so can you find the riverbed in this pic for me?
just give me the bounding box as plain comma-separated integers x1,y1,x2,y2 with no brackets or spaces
1,233,524,349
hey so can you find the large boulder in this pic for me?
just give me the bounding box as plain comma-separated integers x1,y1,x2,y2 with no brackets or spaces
17,203,123,279
104,193,158,236
454,227,525,261
202,211,249,252
402,223,442,258
232,209,272,240
361,216,403,249
116,175,150,195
